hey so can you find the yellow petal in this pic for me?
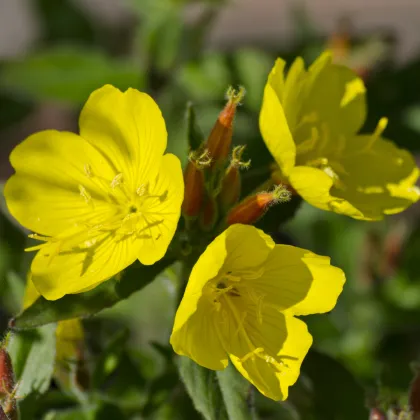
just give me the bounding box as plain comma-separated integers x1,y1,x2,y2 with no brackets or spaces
290,130,420,219
253,245,345,316
282,56,306,129
226,301,312,401
4,131,116,236
79,85,167,192
223,224,275,272
31,226,140,300
259,83,296,176
172,224,273,337
289,166,368,219
301,54,367,135
330,134,420,217
170,298,228,370
137,153,184,265
23,273,41,309
267,58,286,102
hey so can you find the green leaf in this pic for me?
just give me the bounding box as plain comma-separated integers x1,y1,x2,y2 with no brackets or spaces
91,328,130,389
1,47,143,105
10,258,175,330
216,364,253,420
177,54,230,101
186,102,205,151
43,407,96,420
7,324,57,398
43,403,126,420
177,356,228,420
301,350,369,420
233,49,273,112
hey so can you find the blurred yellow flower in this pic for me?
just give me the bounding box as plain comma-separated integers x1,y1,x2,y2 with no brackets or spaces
170,224,345,400
5,85,184,300
260,51,419,220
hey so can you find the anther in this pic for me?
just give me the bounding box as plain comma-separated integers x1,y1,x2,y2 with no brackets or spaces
84,164,92,177
28,233,50,242
136,184,146,196
78,185,92,204
240,347,264,363
110,173,123,189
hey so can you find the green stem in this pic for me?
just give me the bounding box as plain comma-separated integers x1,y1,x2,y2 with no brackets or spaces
241,165,271,180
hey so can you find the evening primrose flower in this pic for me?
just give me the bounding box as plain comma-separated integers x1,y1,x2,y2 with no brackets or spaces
260,51,419,220
4,85,184,300
170,224,345,400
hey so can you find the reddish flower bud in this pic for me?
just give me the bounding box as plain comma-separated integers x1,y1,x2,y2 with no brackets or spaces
220,165,241,212
0,345,17,420
219,145,250,211
227,185,291,226
206,86,245,168
0,348,14,397
199,195,218,232
182,149,210,219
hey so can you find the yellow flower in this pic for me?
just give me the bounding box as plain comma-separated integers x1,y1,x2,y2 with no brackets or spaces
260,51,419,220
5,85,184,300
23,275,84,372
170,224,345,401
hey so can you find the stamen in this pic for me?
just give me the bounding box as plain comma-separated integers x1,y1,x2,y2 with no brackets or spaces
84,238,97,248
136,184,146,196
110,173,123,189
25,243,47,252
256,294,264,325
215,284,235,296
78,185,92,204
296,126,319,155
233,311,248,339
84,164,92,177
144,191,168,202
240,347,264,363
28,233,50,242
237,266,265,280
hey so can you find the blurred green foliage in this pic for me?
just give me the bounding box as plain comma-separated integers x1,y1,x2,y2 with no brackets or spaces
1,0,420,419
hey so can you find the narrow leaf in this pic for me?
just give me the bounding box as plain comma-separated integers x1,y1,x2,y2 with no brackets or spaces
10,258,174,330
216,364,254,420
177,356,228,420
7,324,57,398
186,102,205,151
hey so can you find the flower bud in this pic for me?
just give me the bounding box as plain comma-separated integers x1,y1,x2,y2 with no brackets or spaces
199,195,218,232
220,165,240,212
206,86,245,168
0,347,14,397
219,145,250,211
182,149,210,219
227,185,291,226
0,345,17,420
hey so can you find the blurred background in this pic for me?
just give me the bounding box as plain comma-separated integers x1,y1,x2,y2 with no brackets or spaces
2,0,420,418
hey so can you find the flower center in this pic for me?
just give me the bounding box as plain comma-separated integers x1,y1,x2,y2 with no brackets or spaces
25,167,169,265
208,268,290,378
